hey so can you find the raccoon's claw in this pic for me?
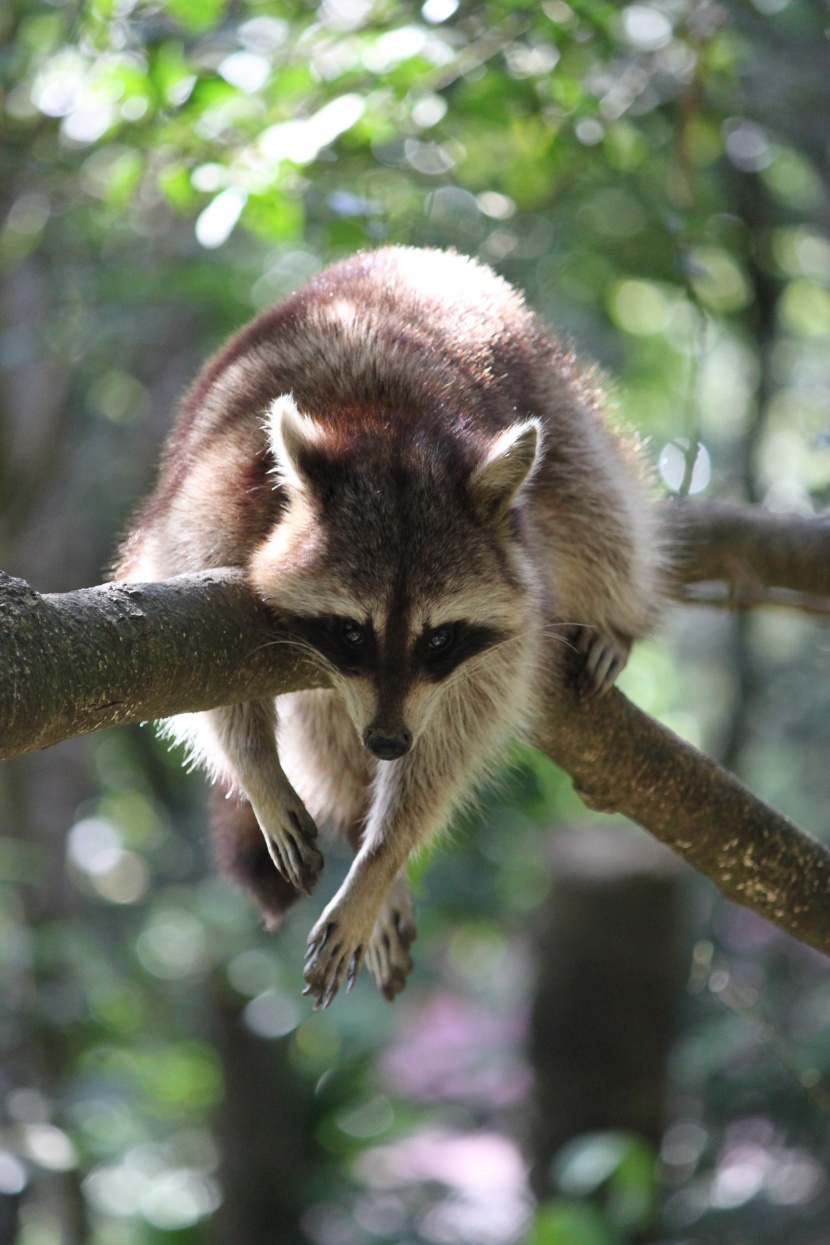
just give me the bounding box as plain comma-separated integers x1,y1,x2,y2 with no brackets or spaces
303,920,365,1009
262,802,323,896
365,882,417,1002
572,626,631,699
303,874,417,1007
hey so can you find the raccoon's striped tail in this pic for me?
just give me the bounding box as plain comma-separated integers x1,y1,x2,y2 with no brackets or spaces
210,784,304,929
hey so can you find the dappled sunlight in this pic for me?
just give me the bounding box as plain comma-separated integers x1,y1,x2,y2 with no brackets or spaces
84,1136,221,1231
663,1121,825,1231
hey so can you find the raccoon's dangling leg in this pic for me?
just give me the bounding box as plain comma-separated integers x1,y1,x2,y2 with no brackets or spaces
211,784,304,929
345,820,416,1002
304,742,447,1008
364,872,417,1001
207,699,323,895
278,690,418,1000
303,655,533,1008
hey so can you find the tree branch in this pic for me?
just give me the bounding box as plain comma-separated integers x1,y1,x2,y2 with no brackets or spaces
536,673,830,959
0,569,325,760
3,497,830,960
670,498,830,599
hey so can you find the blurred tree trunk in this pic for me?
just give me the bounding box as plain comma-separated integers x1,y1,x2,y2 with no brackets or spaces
527,826,692,1196
210,991,318,1245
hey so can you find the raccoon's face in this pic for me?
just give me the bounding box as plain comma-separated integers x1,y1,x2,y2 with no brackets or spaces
250,395,541,759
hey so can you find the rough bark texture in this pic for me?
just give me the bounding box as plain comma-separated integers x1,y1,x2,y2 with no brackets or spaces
535,668,830,959
0,568,324,760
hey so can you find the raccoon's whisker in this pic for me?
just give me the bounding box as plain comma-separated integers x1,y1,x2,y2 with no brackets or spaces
539,629,581,652
540,622,600,654
248,630,314,656
246,635,335,678
246,635,315,660
541,634,578,654
437,635,523,693
545,621,597,633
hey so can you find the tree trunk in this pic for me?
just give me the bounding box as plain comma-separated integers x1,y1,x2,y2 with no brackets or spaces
527,826,692,1196
209,988,320,1245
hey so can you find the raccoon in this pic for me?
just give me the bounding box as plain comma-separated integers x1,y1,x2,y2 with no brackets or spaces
117,246,665,1008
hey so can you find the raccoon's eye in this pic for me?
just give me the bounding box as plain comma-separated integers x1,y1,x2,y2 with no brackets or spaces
339,619,366,647
426,625,454,653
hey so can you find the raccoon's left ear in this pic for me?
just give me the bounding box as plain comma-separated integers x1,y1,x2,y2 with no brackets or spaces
266,393,324,493
469,418,542,522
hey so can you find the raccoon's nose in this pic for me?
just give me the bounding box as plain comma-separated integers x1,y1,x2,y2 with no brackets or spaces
363,727,412,760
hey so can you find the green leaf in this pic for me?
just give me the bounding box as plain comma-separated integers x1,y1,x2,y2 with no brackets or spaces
162,0,227,35
102,149,145,209
526,1199,617,1245
157,163,198,212
242,191,305,243
553,1132,657,1235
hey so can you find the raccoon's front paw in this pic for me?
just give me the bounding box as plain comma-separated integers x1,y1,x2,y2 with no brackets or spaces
303,908,374,1010
572,626,631,699
260,798,323,897
365,877,417,1002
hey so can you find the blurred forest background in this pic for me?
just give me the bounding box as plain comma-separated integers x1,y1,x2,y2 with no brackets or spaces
3,0,830,1242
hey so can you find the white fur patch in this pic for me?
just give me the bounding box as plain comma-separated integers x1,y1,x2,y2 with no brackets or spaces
266,393,323,492
469,418,543,518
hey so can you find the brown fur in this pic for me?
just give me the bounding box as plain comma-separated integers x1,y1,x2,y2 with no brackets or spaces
210,784,302,929
116,247,667,1007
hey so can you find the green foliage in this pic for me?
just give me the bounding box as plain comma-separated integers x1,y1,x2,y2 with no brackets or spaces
526,1200,617,1245
523,1133,660,1245
551,1132,658,1236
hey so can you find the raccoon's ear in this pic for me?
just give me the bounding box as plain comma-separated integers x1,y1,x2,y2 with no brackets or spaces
266,394,324,492
469,419,542,522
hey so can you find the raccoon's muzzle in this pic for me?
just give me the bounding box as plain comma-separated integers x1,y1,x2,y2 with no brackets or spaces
363,725,412,760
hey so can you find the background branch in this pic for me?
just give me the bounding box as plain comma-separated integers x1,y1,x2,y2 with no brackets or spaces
670,499,830,598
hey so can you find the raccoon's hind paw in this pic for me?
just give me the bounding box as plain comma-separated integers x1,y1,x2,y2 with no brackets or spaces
365,877,417,1002
572,625,632,699
260,798,323,897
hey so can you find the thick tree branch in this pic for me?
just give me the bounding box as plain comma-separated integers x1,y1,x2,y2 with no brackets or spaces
0,569,325,760
536,675,830,959
3,497,830,959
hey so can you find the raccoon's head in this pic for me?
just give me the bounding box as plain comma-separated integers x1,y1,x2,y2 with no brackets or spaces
250,394,542,760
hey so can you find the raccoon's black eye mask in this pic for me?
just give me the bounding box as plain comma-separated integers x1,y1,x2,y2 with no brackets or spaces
291,614,377,675
414,622,506,681
290,614,507,681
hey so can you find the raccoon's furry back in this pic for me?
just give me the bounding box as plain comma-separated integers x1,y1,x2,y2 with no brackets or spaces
117,247,658,589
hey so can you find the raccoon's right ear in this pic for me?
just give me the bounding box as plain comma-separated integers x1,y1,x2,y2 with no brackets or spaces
469,418,542,523
266,394,324,492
